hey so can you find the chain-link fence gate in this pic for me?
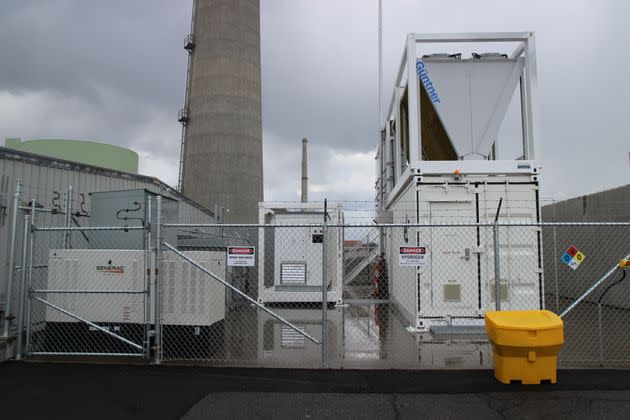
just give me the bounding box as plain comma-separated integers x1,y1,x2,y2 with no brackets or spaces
9,196,152,359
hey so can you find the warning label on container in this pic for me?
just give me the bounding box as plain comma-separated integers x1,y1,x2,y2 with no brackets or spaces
561,245,585,270
227,246,255,267
399,246,428,269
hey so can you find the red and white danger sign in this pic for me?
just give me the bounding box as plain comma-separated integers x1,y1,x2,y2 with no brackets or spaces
399,246,428,269
227,246,256,267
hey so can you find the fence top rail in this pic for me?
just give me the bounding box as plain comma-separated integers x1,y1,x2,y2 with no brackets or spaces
31,289,146,294
162,222,630,228
34,225,146,232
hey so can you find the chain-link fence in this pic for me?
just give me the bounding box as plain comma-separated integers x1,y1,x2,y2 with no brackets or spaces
3,189,629,368
7,195,152,359
155,224,327,368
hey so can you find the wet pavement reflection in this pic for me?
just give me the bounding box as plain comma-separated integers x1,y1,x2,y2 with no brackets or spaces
213,298,492,369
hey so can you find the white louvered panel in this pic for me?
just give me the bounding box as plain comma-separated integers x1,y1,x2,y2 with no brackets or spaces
280,325,306,349
280,263,306,285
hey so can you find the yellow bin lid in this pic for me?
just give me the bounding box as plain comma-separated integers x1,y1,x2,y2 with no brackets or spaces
485,310,562,331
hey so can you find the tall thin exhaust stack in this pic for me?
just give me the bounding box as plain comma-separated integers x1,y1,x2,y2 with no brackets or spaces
301,138,308,203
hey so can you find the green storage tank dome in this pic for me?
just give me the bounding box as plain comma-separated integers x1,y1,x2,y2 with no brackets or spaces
4,138,139,173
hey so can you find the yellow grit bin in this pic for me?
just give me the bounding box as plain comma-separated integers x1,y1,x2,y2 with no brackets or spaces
485,310,564,384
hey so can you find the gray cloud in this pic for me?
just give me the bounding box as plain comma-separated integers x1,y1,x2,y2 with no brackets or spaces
1,0,628,216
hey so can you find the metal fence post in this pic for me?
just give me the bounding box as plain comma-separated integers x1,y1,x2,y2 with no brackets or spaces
144,196,152,359
493,221,501,311
2,180,21,338
24,200,36,355
597,302,604,367
552,201,560,313
154,195,163,364
321,203,328,368
15,214,30,360
492,198,503,311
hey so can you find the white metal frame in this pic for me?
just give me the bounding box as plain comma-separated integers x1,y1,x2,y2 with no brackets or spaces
377,32,540,207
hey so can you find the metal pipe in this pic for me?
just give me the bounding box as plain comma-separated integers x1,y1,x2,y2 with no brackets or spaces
551,201,560,313
301,138,308,203
162,242,320,345
24,200,36,355
559,254,630,318
493,222,501,311
15,214,30,360
29,352,143,357
18,206,65,213
35,226,145,232
162,222,630,228
154,196,163,363
144,196,152,359
597,302,604,367
31,296,143,350
2,180,21,338
63,186,72,248
378,0,383,126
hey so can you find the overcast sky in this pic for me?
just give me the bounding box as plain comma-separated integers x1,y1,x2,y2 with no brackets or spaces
1,0,628,214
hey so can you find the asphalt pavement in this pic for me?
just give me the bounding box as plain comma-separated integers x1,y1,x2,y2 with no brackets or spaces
1,361,630,419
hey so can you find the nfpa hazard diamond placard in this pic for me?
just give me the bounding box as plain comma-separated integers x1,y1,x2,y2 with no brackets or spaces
561,245,585,270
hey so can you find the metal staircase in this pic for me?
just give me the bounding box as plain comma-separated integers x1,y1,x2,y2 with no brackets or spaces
344,228,380,286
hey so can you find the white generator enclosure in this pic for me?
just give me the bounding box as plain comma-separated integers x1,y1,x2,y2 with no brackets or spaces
45,249,225,328
375,33,544,330
161,250,225,327
258,202,343,304
46,249,146,324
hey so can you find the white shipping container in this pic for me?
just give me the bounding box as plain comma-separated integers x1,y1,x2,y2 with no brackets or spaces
258,202,343,304
386,161,543,330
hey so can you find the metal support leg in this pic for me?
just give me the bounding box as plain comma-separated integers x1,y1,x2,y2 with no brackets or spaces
2,180,21,338
154,196,163,364
493,222,501,311
15,215,30,360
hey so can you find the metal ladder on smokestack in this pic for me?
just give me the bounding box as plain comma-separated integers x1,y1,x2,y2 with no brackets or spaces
177,2,198,192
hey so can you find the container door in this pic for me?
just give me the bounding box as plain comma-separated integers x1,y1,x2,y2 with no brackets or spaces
417,185,480,317
478,183,542,311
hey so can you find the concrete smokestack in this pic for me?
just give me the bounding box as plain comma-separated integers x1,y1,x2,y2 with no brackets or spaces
181,0,263,223
301,138,308,203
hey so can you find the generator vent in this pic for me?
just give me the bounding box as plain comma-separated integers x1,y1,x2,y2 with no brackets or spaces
165,261,176,314
281,263,307,285
280,325,306,349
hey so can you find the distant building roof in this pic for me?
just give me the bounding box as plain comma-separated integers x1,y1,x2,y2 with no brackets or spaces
0,145,213,218
4,137,139,173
